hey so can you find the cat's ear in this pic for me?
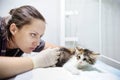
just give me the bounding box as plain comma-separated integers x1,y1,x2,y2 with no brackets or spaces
69,48,75,55
75,46,84,52
75,47,79,54
90,53,100,59
76,46,84,51
74,47,83,55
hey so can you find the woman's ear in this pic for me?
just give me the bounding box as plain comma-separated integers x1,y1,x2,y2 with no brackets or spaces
9,23,18,35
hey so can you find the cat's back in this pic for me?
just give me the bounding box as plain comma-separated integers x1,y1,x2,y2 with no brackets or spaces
56,47,75,67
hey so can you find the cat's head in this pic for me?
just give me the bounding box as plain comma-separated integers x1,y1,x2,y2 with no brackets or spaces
74,47,100,68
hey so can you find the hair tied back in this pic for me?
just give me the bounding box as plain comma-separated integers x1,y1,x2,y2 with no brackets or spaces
9,8,16,15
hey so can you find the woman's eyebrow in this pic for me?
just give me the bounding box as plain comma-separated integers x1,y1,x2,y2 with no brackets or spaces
32,31,39,35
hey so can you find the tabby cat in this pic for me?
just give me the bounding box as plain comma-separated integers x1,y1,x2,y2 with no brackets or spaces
56,47,100,74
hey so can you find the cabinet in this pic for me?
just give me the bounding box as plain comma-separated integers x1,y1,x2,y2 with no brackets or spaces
60,0,120,69
60,0,99,49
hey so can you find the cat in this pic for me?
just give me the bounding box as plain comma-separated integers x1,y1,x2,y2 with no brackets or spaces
56,47,100,75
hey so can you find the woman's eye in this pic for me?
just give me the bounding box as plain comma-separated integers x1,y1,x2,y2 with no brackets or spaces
31,33,36,37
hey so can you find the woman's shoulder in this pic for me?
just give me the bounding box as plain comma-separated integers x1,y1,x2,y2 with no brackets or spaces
0,17,8,56
0,17,6,37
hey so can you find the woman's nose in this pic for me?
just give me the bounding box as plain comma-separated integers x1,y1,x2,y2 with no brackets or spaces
33,39,40,46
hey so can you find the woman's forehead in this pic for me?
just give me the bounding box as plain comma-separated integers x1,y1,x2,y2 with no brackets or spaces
21,19,45,32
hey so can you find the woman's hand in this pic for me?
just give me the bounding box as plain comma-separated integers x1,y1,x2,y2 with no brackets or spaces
30,48,60,68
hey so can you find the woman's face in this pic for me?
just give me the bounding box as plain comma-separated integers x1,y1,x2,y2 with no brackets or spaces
12,19,45,53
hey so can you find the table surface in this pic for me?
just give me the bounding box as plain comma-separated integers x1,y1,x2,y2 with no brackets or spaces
9,61,120,80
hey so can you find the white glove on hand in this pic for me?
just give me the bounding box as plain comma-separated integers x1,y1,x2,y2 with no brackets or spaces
30,48,60,68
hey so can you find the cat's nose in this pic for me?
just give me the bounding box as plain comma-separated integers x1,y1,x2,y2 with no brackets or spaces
80,61,83,64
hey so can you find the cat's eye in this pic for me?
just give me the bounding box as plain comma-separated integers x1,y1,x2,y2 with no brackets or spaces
77,56,81,60
83,58,86,61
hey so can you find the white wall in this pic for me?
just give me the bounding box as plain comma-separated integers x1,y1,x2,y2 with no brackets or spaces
0,0,61,45
100,0,120,69
62,0,100,52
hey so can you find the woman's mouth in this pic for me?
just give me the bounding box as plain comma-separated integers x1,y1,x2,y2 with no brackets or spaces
30,47,36,51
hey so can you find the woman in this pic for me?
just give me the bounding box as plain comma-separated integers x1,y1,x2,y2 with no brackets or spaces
0,5,60,79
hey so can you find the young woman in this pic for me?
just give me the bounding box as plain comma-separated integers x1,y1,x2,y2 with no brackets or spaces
0,5,60,79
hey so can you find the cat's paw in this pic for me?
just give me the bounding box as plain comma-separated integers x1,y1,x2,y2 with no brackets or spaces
70,69,81,75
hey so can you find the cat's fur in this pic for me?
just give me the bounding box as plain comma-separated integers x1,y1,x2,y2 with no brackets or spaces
56,47,100,74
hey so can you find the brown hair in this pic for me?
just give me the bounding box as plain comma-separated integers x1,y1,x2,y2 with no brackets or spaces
6,5,46,40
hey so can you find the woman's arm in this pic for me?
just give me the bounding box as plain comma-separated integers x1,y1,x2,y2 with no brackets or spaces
0,57,33,79
0,48,60,79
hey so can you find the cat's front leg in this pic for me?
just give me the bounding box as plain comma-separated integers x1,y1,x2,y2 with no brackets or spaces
63,64,81,75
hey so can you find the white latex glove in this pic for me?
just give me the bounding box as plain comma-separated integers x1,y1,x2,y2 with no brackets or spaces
30,48,60,68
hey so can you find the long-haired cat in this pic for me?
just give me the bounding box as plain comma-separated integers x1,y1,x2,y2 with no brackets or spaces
56,47,100,75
